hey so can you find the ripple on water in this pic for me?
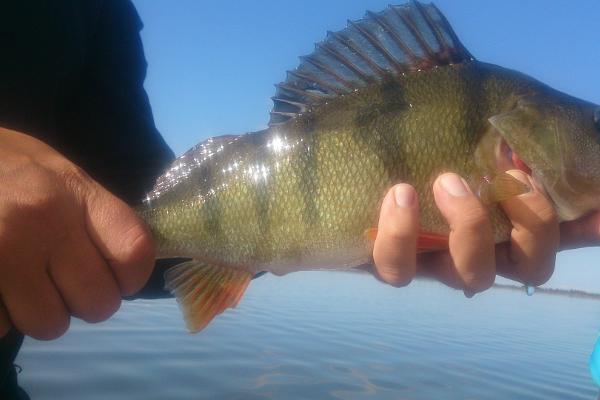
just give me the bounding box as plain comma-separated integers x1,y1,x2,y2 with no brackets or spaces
17,273,600,400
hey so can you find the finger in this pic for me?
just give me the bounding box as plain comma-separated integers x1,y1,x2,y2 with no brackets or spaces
432,173,496,294
1,269,70,340
372,184,419,287
0,300,11,338
49,232,121,323
496,170,559,286
559,211,600,250
417,251,466,291
84,186,155,296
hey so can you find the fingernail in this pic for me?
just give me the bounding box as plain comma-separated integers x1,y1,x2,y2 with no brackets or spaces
464,289,475,298
439,174,469,197
394,184,415,208
505,170,532,196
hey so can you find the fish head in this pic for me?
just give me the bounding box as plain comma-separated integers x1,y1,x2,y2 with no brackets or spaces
490,93,600,221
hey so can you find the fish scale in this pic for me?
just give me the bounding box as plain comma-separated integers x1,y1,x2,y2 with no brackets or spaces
139,2,600,332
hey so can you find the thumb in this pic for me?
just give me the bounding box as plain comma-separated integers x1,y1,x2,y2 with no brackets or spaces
84,185,156,296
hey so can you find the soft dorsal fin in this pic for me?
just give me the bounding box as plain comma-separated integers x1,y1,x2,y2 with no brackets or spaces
270,1,475,126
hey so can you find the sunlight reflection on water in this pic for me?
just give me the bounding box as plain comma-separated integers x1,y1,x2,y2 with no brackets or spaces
17,272,600,399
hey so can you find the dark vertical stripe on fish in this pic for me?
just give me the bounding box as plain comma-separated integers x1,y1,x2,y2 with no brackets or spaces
299,135,320,233
197,162,225,246
352,80,408,182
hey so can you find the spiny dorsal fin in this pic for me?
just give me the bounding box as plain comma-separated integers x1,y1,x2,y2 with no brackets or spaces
270,1,475,126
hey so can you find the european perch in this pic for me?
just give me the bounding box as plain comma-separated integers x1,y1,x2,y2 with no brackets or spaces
139,1,600,332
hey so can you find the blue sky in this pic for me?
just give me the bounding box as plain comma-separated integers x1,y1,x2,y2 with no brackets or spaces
132,0,600,291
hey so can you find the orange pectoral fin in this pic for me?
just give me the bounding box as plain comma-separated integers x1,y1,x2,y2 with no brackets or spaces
366,227,448,253
364,228,378,243
417,231,449,253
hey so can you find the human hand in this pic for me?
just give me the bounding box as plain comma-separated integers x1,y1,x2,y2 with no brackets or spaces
370,170,559,296
0,127,155,339
559,212,600,250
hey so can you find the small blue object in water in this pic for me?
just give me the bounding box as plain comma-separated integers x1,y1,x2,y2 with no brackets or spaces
589,335,600,387
526,285,535,296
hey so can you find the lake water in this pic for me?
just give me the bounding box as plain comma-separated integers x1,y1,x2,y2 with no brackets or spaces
16,272,600,399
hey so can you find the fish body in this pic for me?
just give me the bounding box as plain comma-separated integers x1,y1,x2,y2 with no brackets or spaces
143,63,533,274
139,2,600,331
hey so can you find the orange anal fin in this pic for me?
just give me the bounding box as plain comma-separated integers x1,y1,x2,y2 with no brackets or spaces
164,260,252,333
417,231,449,253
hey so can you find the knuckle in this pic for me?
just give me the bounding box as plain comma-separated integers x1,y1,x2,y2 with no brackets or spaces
523,258,556,287
26,314,70,341
462,271,495,293
373,255,415,288
18,192,56,215
14,171,57,208
81,296,121,323
528,272,552,287
56,163,90,196
384,228,415,244
383,272,413,288
455,206,489,231
380,221,417,243
371,262,414,287
115,223,155,296
121,223,155,269
9,153,37,169
7,167,65,220
11,194,62,234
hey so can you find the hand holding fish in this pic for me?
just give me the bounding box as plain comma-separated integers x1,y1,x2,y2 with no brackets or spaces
372,170,559,295
0,128,155,340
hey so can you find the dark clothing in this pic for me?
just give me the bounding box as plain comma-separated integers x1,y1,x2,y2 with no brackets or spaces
0,0,174,203
0,0,176,398
0,330,28,400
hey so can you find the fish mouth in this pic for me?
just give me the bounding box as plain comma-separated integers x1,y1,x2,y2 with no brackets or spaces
497,138,532,175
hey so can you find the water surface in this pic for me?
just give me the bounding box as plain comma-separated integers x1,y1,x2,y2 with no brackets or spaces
17,272,600,399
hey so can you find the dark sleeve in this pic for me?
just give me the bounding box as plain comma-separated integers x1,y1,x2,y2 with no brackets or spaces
54,0,175,205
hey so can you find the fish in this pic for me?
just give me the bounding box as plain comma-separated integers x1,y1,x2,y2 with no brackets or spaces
138,1,600,332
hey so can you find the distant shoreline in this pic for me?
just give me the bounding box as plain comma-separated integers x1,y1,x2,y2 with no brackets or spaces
333,268,600,300
492,283,600,300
